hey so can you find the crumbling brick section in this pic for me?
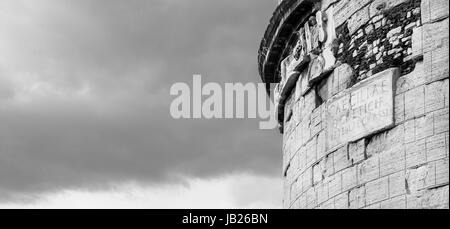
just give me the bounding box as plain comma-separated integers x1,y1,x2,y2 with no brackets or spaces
335,0,423,86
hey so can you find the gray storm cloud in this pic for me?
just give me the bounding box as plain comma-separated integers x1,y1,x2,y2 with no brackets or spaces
0,0,281,201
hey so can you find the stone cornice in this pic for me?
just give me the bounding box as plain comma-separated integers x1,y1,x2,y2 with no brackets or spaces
257,0,319,86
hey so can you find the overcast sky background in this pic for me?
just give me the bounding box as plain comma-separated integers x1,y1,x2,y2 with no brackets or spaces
0,0,282,208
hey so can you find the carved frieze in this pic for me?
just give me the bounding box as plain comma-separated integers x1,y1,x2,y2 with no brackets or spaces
274,7,339,128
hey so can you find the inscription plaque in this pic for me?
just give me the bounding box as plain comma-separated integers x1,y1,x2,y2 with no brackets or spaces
326,68,399,151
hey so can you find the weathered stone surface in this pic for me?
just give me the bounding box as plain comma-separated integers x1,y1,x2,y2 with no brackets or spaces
327,172,342,198
379,147,405,177
316,131,327,160
380,195,406,209
310,106,323,137
305,137,317,168
435,159,449,186
321,0,339,11
306,187,317,208
317,182,329,204
349,186,366,209
322,6,337,71
433,108,449,134
366,124,404,157
423,18,449,83
404,85,425,120
406,164,435,193
324,63,354,100
366,176,389,205
348,5,370,35
349,138,366,164
335,63,354,93
403,119,416,143
308,54,326,84
425,80,446,113
394,93,405,124
297,146,307,175
326,68,399,151
415,115,434,140
426,133,447,162
369,0,410,18
271,0,449,209
313,162,324,185
389,171,407,198
421,0,449,24
405,138,426,168
333,146,351,172
407,185,449,209
411,27,423,59
396,62,425,95
334,192,349,209
334,0,372,28
303,167,313,192
342,166,358,191
358,154,380,184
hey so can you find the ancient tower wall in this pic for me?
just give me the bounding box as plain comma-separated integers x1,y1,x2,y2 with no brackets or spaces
259,0,449,209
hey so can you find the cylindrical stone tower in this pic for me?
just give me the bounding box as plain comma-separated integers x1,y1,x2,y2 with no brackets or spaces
258,0,449,209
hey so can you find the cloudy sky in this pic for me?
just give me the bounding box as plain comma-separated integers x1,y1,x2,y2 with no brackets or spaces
0,0,283,208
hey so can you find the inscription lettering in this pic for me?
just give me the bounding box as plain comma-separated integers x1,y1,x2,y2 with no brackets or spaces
326,68,399,151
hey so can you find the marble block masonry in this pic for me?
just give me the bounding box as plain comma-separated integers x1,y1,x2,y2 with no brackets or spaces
258,0,449,209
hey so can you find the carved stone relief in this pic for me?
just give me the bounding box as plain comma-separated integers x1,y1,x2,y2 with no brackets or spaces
274,7,340,127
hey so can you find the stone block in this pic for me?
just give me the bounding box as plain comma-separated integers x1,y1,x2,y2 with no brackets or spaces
423,19,449,83
396,61,425,95
316,131,327,160
333,146,351,173
380,195,406,209
421,0,449,24
411,27,423,59
425,81,446,113
334,192,349,209
366,176,389,205
328,172,342,198
404,85,425,120
366,124,404,156
305,137,317,168
317,182,329,205
394,93,405,124
306,187,317,209
334,0,372,28
426,132,447,162
348,5,370,35
298,146,307,174
415,115,434,140
313,162,324,185
335,64,354,94
369,0,410,18
433,108,449,134
379,147,405,177
389,171,407,198
303,167,313,191
348,138,366,164
298,193,307,209
406,164,435,194
435,158,449,187
310,106,323,137
405,138,426,168
349,186,366,209
409,185,449,209
358,154,380,184
403,119,416,143
342,166,358,191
